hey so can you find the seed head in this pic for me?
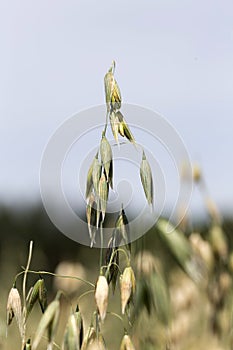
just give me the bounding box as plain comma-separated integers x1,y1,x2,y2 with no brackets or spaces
24,339,31,350
81,325,96,350
120,267,136,314
120,335,135,350
135,251,157,276
140,151,153,206
192,163,202,183
95,276,109,322
115,207,130,251
100,135,113,188
63,313,81,350
6,287,22,335
92,154,102,194
86,192,98,247
98,173,109,222
104,61,121,112
110,111,120,144
116,111,135,144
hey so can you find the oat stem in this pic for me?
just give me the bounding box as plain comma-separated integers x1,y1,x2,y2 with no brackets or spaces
21,240,33,349
103,111,109,136
99,220,104,273
105,247,129,281
15,269,95,288
107,312,127,331
77,289,95,303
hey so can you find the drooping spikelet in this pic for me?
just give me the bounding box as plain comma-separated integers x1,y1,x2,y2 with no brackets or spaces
120,267,136,314
6,287,23,336
95,276,109,322
120,334,136,350
140,150,153,206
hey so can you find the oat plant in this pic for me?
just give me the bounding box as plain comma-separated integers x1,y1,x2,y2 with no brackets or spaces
6,62,207,350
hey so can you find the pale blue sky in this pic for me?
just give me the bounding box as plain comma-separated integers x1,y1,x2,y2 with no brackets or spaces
1,0,233,213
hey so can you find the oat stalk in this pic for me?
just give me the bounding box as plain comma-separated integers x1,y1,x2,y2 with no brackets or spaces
21,241,34,349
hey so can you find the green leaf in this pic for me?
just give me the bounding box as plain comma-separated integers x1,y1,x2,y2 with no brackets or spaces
156,218,203,282
32,299,60,350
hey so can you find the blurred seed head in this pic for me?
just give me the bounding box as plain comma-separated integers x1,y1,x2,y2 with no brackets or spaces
209,225,228,260
170,311,191,345
189,233,214,271
192,163,202,183
135,250,158,276
205,197,221,224
54,261,86,295
170,273,198,313
228,251,233,273
219,272,232,296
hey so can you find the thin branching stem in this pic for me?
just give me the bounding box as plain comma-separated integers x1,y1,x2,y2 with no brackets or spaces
77,289,95,304
99,220,104,273
21,240,33,349
107,312,128,332
105,247,129,280
103,111,109,136
15,269,95,288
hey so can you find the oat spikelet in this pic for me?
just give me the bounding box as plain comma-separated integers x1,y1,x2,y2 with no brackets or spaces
98,173,109,222
95,276,109,322
110,111,120,144
120,267,136,314
81,326,96,350
104,61,121,112
92,154,102,194
140,150,153,206
100,134,113,188
120,334,136,350
63,314,80,350
115,206,131,251
6,287,23,336
116,111,135,144
86,192,99,247
24,338,32,350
